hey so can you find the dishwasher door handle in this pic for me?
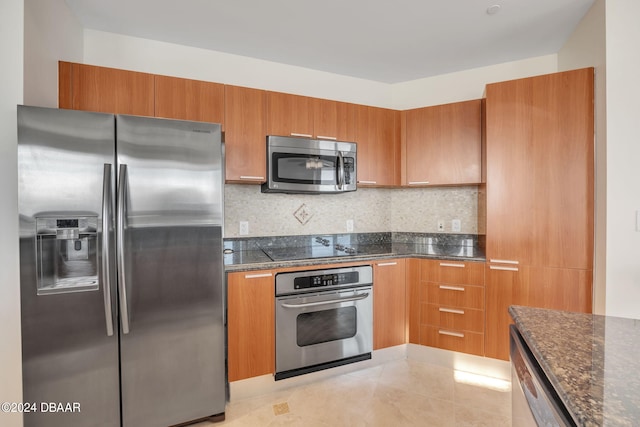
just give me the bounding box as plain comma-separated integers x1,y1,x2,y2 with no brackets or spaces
280,292,369,308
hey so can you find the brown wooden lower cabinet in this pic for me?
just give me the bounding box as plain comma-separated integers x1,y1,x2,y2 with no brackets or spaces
227,270,274,382
414,259,486,357
423,304,484,333
420,326,484,355
373,259,407,350
485,264,592,361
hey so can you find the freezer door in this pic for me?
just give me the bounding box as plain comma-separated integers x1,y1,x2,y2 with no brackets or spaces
116,115,225,427
18,106,119,427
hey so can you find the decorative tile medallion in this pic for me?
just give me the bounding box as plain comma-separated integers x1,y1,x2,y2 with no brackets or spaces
293,203,313,225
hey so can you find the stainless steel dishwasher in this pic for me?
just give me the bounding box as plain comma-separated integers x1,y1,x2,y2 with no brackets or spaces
510,325,577,427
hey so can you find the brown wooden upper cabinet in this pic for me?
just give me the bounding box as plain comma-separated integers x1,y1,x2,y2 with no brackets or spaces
266,91,355,141
403,99,482,186
154,75,224,125
312,98,355,142
224,85,267,183
59,61,154,116
266,91,314,138
354,105,401,186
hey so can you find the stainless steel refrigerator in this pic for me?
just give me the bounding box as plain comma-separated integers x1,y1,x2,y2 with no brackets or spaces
18,105,226,427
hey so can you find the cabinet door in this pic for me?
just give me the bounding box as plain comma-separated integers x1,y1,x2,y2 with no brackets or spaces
224,85,267,183
485,68,594,269
354,105,401,186
406,259,421,345
484,263,520,361
266,91,314,137
227,270,274,382
59,62,154,116
485,264,592,361
373,259,406,349
313,98,355,142
404,100,482,186
154,75,224,124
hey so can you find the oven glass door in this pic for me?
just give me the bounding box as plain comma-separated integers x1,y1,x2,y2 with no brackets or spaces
276,286,373,375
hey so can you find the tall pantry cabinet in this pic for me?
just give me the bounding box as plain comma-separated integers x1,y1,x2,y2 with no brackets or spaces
484,68,594,360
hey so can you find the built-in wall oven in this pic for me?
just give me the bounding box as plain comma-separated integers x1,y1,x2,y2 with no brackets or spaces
275,265,373,380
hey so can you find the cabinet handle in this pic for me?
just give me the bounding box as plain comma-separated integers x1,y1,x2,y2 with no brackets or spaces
438,330,465,338
244,273,273,279
239,175,265,180
316,135,337,140
439,262,465,268
439,307,465,315
376,262,398,267
489,259,519,265
290,132,312,138
489,266,519,272
408,181,430,185
358,180,377,184
439,285,465,291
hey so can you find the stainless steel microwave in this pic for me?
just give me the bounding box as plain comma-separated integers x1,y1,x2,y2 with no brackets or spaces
262,136,357,194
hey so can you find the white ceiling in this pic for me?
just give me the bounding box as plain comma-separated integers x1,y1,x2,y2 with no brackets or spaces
64,0,595,84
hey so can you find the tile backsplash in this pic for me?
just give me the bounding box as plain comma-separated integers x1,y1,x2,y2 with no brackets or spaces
224,184,479,237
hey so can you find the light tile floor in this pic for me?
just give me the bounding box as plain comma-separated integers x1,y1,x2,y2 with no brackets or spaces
193,358,512,427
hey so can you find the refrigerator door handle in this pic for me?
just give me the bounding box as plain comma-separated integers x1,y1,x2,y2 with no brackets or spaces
117,164,131,334
102,164,114,337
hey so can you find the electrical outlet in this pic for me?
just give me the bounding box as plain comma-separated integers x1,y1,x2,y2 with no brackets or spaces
239,221,249,236
452,219,461,232
437,220,445,231
346,219,354,232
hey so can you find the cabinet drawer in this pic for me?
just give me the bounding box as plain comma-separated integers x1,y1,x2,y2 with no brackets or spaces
422,304,484,333
420,325,484,356
421,260,485,285
426,283,484,310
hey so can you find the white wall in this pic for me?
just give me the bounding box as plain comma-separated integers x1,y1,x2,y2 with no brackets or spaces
557,0,606,314
391,54,558,110
0,0,23,425
603,0,640,319
84,30,560,112
83,30,393,108
24,0,84,107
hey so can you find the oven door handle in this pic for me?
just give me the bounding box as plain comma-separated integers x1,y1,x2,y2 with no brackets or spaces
280,292,370,308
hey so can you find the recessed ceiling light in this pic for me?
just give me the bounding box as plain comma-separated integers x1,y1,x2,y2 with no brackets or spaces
487,4,502,15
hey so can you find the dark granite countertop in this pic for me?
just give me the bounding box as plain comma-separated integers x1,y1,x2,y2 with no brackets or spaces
509,305,640,427
224,232,485,272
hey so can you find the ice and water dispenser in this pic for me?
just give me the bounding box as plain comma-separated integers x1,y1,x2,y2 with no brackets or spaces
35,216,99,295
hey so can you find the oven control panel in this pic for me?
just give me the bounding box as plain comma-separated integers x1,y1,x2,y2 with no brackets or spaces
294,271,359,290
275,265,373,296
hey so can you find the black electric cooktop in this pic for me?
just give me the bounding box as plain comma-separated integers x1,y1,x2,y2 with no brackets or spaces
260,236,393,261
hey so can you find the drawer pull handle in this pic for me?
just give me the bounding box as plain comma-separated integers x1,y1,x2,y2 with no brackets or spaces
489,266,519,272
244,273,273,279
439,263,465,268
438,330,465,338
290,133,313,138
439,285,465,292
439,307,465,315
408,181,430,185
239,175,265,180
489,259,519,265
377,262,397,267
358,180,377,184
316,135,337,140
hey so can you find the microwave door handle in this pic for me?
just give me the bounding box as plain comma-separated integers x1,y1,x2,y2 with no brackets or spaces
337,151,344,190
